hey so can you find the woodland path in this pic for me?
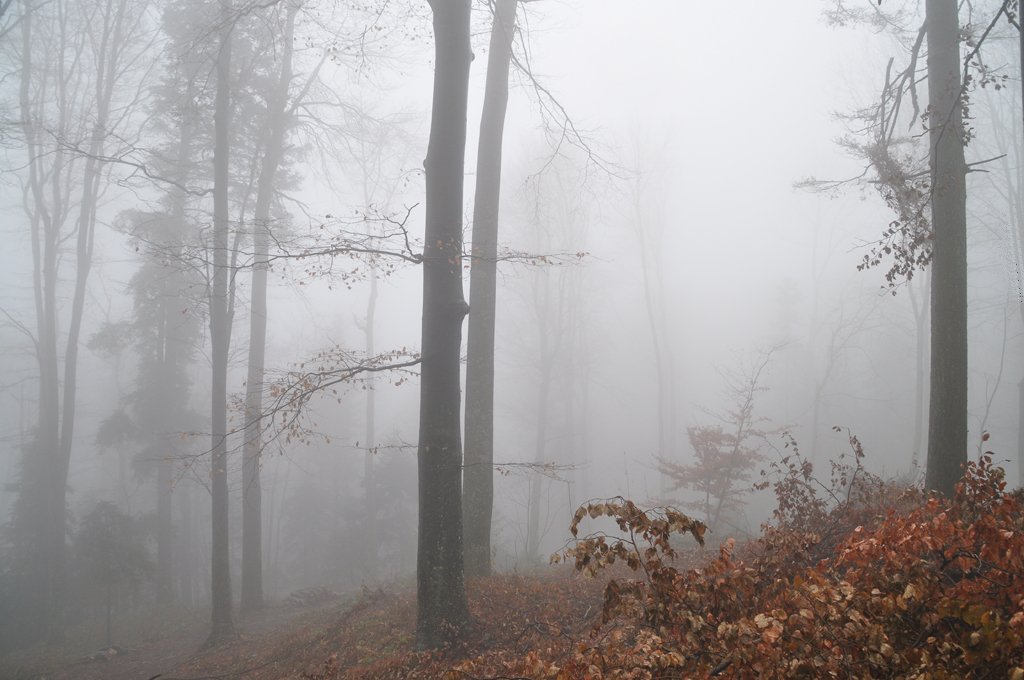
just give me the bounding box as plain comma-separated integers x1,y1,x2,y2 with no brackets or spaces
0,594,355,680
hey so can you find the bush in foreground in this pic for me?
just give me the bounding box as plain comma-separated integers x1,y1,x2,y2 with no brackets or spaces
307,452,1024,679
544,454,1024,678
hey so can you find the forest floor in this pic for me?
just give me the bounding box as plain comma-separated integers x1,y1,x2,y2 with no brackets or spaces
0,570,608,680
7,464,1024,678
0,588,361,680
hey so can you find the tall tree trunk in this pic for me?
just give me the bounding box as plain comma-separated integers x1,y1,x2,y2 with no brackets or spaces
908,271,930,474
105,583,113,648
20,0,61,638
177,477,195,607
463,0,517,579
924,0,968,496
525,259,555,561
1018,378,1024,487
363,259,378,548
1016,19,1024,489
18,0,128,639
156,443,174,603
155,130,194,606
155,297,175,605
241,2,297,615
208,1,236,644
416,0,472,649
526,348,552,562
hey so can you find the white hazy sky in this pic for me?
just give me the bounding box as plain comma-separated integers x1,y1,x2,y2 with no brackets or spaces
3,0,1020,513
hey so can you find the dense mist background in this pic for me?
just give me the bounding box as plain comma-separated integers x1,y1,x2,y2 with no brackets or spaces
0,0,1020,658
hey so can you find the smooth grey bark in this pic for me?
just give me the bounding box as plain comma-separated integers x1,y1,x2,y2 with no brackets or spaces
208,1,236,644
463,0,518,579
241,2,298,615
924,0,969,496
416,0,472,649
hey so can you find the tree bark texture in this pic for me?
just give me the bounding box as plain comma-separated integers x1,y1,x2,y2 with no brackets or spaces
416,0,472,649
924,0,969,496
463,0,518,579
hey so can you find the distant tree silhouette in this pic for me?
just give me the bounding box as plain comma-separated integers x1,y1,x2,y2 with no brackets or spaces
74,502,152,648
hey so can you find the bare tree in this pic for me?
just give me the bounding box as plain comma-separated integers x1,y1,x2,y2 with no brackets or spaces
657,351,774,538
463,0,519,580
416,0,472,649
6,0,156,640
807,1,1013,493
507,156,589,564
924,0,969,495
208,0,236,645
241,0,306,615
974,12,1024,485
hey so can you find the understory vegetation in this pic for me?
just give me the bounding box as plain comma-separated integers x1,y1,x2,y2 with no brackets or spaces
298,450,1024,679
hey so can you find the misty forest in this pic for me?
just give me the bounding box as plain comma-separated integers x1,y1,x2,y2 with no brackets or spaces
2,0,1024,677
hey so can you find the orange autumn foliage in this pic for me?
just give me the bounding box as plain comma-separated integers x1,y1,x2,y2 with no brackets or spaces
306,454,1024,679
546,454,1024,679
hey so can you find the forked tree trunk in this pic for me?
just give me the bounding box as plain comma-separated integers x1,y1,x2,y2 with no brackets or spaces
463,0,518,579
241,1,298,615
18,0,131,639
924,0,968,496
416,0,472,649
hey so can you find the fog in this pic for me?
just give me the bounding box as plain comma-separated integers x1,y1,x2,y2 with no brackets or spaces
0,0,1021,660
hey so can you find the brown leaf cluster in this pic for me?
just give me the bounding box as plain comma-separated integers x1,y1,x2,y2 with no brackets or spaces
302,456,1024,679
